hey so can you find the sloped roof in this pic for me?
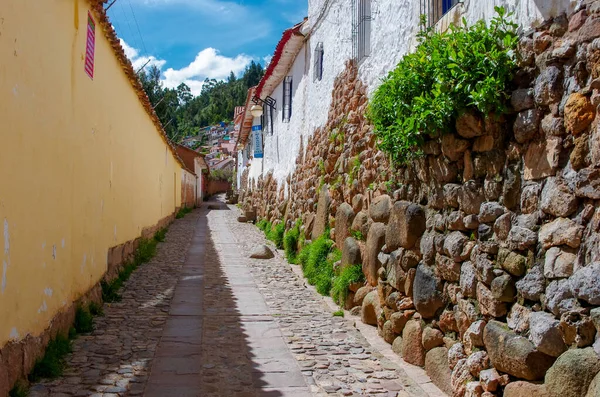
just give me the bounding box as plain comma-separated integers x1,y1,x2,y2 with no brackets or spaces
88,0,186,169
255,19,308,99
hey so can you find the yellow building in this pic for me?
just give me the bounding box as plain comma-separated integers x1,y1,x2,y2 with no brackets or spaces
0,0,186,390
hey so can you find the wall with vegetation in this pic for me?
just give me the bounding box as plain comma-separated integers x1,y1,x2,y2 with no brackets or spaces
0,0,183,353
242,3,600,396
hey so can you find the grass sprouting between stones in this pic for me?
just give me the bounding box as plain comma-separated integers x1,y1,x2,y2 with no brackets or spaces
333,310,344,317
331,263,365,307
176,206,193,219
9,381,28,397
283,222,301,263
28,334,72,382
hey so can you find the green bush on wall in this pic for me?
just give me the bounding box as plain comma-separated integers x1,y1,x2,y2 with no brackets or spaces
368,7,518,165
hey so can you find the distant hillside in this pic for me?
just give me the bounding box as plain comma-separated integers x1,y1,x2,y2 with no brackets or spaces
139,61,264,141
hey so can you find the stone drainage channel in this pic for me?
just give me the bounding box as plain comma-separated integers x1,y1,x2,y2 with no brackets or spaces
28,196,445,397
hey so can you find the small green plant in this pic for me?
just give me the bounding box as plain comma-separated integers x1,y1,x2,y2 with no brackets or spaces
331,263,365,306
176,206,193,219
368,7,517,165
256,219,269,231
29,334,72,381
332,310,344,317
300,233,340,296
267,222,285,249
89,301,104,316
74,306,94,334
283,222,301,263
9,381,28,397
101,237,157,303
347,156,361,186
317,159,326,175
154,228,167,242
351,230,364,241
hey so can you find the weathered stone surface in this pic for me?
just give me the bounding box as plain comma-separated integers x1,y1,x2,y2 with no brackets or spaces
498,248,527,277
570,262,600,305
361,290,381,325
473,134,494,152
354,286,371,306
312,185,331,239
422,327,444,351
491,274,516,303
477,283,507,317
336,203,356,250
521,184,542,214
341,237,361,270
460,261,478,298
451,359,474,397
250,245,275,259
504,382,549,397
559,311,596,349
539,218,584,249
369,194,391,224
524,138,561,180
587,371,600,397
514,109,542,143
464,214,479,230
479,368,502,392
494,212,512,240
402,319,425,367
478,202,505,223
456,112,485,139
364,222,386,286
390,310,412,334
464,320,486,353
425,347,453,396
546,279,576,317
534,66,563,106
443,231,469,262
541,178,578,217
442,133,470,161
542,114,566,137
575,168,600,199
565,93,595,135
382,320,396,344
545,348,600,397
436,254,461,282
448,342,467,370
503,164,522,210
466,350,490,377
460,181,485,215
386,201,426,251
544,247,577,279
413,264,444,319
512,88,534,111
508,226,538,251
507,303,532,333
444,184,462,208
529,312,567,357
351,210,369,238
448,211,466,231
484,320,555,381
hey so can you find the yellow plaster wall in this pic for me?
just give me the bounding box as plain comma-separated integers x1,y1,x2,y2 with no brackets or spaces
0,0,183,346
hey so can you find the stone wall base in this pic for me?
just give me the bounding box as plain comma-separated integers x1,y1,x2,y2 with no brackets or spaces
0,212,176,395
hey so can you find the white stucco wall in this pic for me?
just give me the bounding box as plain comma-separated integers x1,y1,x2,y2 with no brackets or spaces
246,0,574,191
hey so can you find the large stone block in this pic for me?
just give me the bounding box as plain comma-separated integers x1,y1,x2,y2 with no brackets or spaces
484,320,555,381
539,217,584,249
402,319,425,366
363,223,386,286
385,201,426,251
312,184,330,240
341,237,361,270
369,194,391,224
524,138,561,180
413,264,444,319
545,348,600,397
361,290,381,326
335,202,355,250
425,347,453,396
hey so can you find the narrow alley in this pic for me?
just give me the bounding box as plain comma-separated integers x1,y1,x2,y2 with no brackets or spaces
27,197,441,397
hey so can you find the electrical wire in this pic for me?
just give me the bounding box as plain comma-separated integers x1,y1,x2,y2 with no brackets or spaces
128,0,148,55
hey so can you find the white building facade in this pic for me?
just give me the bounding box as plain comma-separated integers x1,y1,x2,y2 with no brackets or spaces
240,0,576,194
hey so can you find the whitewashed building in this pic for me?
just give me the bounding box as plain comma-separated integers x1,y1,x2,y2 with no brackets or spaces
237,0,576,193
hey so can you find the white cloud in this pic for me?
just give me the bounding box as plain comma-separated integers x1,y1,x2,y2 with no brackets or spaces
263,55,273,67
120,39,253,96
119,39,166,71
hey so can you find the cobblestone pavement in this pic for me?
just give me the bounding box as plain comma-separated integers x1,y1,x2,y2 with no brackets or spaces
29,211,199,396
28,196,442,396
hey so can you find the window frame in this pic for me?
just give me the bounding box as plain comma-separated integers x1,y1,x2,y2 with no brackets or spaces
353,0,372,62
313,42,324,82
282,76,293,123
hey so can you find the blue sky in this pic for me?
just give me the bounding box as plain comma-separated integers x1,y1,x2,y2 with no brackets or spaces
108,0,307,95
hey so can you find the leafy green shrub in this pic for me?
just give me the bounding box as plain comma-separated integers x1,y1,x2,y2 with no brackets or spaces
256,219,268,231
74,306,94,334
283,222,301,263
29,334,71,381
267,222,285,249
331,264,365,306
368,7,517,165
300,233,340,296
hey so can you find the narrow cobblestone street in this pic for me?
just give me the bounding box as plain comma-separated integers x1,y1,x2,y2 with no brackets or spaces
29,197,442,397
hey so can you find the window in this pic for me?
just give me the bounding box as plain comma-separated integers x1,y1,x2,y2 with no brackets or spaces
353,0,371,62
421,0,459,28
314,42,324,82
282,76,293,123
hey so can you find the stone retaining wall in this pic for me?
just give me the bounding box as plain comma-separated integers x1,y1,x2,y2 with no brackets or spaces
241,4,600,397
